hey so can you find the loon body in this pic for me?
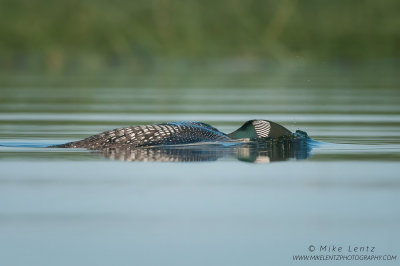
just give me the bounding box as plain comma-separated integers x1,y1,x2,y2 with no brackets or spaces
52,120,294,150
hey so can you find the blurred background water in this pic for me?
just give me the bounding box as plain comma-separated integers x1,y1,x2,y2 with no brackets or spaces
1,1,400,265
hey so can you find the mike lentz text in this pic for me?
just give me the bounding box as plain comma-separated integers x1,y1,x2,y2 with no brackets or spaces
294,245,397,262
319,245,375,253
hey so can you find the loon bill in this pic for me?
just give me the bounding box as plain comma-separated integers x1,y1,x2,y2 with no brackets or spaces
51,120,297,150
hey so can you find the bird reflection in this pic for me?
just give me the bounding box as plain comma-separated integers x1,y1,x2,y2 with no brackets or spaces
93,137,313,163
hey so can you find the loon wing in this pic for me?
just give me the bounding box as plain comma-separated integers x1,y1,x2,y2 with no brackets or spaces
166,121,221,132
54,121,230,150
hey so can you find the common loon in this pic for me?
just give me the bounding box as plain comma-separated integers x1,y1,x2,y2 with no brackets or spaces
52,120,298,150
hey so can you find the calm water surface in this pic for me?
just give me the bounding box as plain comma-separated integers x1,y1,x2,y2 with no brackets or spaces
1,71,400,265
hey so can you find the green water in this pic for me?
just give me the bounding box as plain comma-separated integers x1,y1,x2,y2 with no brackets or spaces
0,65,399,265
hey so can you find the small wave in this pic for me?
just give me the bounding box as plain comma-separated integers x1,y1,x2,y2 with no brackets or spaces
0,141,65,148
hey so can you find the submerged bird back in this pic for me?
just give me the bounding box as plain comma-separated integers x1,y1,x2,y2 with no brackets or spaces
54,122,230,150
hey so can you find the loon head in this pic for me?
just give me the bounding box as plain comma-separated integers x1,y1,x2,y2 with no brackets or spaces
227,120,292,140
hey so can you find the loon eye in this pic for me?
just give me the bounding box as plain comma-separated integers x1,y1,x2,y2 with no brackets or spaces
252,120,271,138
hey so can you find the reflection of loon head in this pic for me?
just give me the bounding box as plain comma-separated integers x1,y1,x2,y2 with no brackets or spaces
227,120,292,140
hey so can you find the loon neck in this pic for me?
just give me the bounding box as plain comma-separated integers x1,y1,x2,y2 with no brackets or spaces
227,121,258,139
227,120,292,140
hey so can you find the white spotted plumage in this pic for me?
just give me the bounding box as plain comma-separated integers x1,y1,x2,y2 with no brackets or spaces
54,120,292,150
60,121,230,149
